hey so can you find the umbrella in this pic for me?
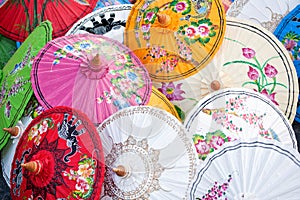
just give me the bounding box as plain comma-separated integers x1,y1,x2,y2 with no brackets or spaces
0,34,17,70
226,0,299,32
1,116,32,187
0,20,52,151
274,5,300,124
124,0,226,82
0,0,98,42
154,17,299,122
1,95,45,187
97,106,198,199
31,33,152,124
10,106,105,199
221,0,235,13
94,0,132,11
66,4,133,43
184,88,298,161
189,137,300,199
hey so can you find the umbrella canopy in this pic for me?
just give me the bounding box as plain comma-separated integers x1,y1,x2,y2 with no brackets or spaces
154,17,299,122
94,0,131,10
124,0,226,82
274,5,300,123
97,106,198,199
148,86,181,121
66,4,133,43
189,137,300,199
0,34,17,69
0,0,98,42
31,33,152,124
226,0,299,32
10,106,105,199
0,21,52,151
184,88,298,161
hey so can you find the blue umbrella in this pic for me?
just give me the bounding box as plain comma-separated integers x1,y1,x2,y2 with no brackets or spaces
274,5,300,122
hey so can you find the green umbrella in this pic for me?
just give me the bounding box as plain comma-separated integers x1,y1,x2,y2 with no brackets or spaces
0,34,17,70
0,21,52,150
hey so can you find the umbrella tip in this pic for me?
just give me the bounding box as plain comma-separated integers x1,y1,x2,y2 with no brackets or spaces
157,13,171,27
21,161,42,174
129,0,136,3
112,165,127,177
210,80,221,91
3,126,20,137
90,53,101,68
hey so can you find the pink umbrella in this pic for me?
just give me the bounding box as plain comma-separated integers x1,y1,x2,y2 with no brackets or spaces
31,33,152,124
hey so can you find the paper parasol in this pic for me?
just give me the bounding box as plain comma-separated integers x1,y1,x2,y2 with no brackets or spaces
124,0,226,82
274,5,300,124
153,17,299,122
94,0,132,11
31,33,152,124
97,106,197,199
10,106,105,199
148,86,181,121
66,4,133,43
189,137,300,199
0,21,52,151
0,34,17,69
0,0,97,42
226,0,299,32
184,88,298,161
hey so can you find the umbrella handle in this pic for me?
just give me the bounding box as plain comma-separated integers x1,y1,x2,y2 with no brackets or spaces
3,126,21,138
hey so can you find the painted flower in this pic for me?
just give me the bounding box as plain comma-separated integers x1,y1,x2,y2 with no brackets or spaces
260,89,279,106
247,66,259,80
242,47,256,59
144,11,156,23
264,64,278,78
210,135,225,150
194,140,210,155
284,39,297,51
63,44,75,52
116,54,128,64
38,120,49,133
126,71,138,82
158,82,185,101
185,26,197,38
171,0,191,15
197,23,210,37
75,177,90,192
5,101,11,118
77,164,93,178
141,24,151,33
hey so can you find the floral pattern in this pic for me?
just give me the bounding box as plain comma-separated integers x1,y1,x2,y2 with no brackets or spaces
27,118,54,145
281,31,300,61
157,82,185,101
193,130,232,160
135,0,218,73
64,154,97,199
196,175,232,200
52,37,147,112
223,40,287,106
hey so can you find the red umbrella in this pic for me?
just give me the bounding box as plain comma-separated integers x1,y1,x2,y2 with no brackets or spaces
10,106,105,200
0,0,98,42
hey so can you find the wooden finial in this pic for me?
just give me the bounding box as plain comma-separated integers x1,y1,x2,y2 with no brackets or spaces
157,13,171,27
210,80,221,91
3,127,20,137
112,165,127,177
21,161,42,174
128,0,136,3
90,53,101,68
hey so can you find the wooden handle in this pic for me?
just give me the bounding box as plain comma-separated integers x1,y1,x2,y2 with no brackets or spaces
112,165,127,177
3,127,20,137
157,13,171,27
21,161,42,174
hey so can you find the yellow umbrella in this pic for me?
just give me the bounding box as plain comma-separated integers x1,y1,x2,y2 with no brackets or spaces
125,0,226,82
148,86,181,121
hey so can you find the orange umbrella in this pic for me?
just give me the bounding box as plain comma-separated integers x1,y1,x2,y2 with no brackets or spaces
125,0,226,82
